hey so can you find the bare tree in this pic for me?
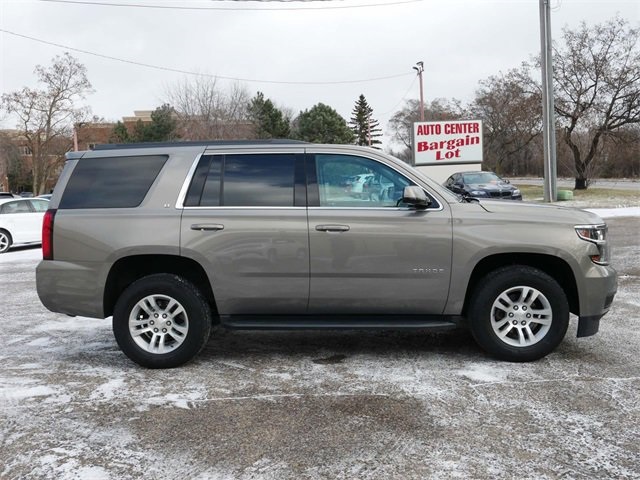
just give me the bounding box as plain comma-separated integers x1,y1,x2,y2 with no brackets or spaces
0,132,26,191
552,16,640,189
1,53,92,194
387,98,463,162
470,68,542,175
164,76,251,140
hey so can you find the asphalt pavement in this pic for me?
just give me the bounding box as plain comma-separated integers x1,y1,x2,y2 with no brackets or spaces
1,216,639,479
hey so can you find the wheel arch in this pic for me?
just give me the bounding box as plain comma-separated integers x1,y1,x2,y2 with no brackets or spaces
463,253,579,317
104,254,217,318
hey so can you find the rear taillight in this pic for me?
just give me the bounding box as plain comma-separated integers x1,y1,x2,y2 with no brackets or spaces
42,209,57,260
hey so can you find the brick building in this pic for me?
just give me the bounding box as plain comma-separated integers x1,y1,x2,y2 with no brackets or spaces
1,111,257,192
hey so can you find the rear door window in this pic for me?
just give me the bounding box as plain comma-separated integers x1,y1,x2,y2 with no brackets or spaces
185,153,299,207
1,200,32,214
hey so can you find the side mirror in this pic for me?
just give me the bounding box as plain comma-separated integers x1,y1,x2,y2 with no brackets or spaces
401,186,431,209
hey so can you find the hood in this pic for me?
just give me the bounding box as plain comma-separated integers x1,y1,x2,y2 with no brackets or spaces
478,200,605,225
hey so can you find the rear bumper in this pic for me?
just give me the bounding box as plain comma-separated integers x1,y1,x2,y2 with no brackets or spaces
36,260,106,318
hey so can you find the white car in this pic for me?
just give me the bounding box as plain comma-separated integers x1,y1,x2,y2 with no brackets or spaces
349,173,375,197
0,198,49,253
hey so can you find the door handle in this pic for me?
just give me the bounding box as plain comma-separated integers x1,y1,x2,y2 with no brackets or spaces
191,224,224,232
315,224,350,232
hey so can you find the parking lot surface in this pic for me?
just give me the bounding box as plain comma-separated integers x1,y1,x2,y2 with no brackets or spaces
1,216,639,479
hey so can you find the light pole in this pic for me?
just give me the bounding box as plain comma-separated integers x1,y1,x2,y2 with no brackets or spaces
413,61,425,122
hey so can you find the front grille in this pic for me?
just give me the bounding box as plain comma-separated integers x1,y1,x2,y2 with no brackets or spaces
488,191,512,198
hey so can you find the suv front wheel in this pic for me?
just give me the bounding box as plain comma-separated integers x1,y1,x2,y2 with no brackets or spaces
113,274,212,368
468,266,569,362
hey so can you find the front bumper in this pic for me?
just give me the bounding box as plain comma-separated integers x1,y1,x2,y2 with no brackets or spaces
576,265,617,337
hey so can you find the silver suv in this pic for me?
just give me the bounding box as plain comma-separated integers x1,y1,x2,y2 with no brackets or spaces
36,141,617,368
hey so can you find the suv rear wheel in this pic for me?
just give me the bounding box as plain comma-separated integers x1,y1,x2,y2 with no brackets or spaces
113,274,212,368
469,266,569,362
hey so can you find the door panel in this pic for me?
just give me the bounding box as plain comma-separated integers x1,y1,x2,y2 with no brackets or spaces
308,207,452,314
181,208,309,315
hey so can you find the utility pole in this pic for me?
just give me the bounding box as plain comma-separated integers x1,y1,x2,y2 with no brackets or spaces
539,0,557,202
73,123,79,151
413,61,425,122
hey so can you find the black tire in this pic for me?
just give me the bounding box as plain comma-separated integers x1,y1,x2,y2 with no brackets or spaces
0,229,12,253
113,274,212,368
468,266,569,362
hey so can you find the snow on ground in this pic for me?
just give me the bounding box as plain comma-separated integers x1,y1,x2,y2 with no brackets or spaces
586,207,640,218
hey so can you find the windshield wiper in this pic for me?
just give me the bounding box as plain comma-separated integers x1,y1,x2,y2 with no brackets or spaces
458,194,479,203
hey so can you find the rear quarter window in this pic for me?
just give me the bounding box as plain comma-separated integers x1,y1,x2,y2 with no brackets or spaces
59,155,168,209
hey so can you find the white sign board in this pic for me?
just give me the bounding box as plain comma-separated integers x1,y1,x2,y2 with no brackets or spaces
413,120,483,164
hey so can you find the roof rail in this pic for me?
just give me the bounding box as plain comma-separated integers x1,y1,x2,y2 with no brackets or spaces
91,139,308,151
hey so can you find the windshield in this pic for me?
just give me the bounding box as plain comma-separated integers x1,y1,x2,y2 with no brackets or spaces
463,172,502,184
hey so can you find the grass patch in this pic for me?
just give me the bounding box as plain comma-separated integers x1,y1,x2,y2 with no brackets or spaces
513,184,639,202
514,184,544,199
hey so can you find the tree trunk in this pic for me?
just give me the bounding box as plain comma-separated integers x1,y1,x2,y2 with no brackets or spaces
574,177,587,190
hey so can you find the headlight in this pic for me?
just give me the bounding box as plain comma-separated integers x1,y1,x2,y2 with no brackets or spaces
469,190,488,197
512,189,521,196
575,224,609,265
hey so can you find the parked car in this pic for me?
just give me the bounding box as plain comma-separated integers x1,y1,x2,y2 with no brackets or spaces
349,173,375,198
18,191,34,198
36,141,615,368
360,175,395,202
0,192,17,199
444,171,522,200
0,197,49,253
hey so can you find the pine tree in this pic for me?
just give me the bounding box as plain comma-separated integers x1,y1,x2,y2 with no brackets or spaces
293,103,354,144
248,92,290,139
110,121,130,143
109,104,178,143
349,94,382,148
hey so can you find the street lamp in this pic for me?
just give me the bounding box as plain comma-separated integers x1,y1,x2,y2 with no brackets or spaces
413,61,425,122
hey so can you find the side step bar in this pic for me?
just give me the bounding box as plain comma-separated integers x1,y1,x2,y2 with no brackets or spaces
219,315,461,331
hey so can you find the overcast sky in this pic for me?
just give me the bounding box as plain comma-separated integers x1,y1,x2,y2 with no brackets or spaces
1,0,638,145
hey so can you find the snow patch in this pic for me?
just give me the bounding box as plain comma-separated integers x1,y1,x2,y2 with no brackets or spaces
0,385,56,401
586,207,640,218
457,364,509,383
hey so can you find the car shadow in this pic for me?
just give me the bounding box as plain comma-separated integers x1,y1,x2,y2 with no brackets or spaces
199,327,484,362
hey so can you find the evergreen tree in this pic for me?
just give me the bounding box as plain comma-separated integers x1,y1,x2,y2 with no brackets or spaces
144,104,179,141
293,103,354,144
110,121,130,143
248,92,290,138
109,104,179,143
349,94,382,148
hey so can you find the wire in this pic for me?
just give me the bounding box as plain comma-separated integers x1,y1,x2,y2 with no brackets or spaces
39,0,425,11
0,29,413,86
378,75,417,117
